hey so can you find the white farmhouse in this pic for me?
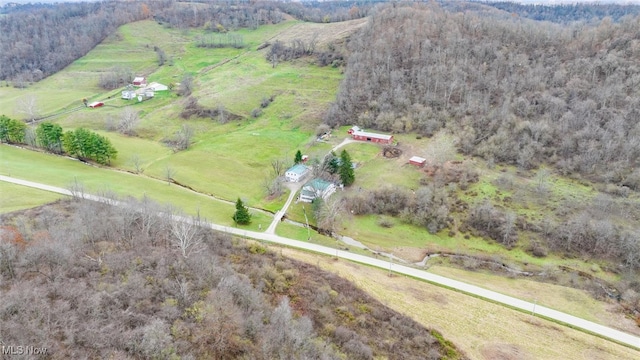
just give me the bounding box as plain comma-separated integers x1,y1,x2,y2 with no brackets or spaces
285,164,310,182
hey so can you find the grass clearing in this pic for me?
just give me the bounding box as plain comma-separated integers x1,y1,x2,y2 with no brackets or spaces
279,248,640,360
0,182,64,213
2,19,348,211
427,265,639,334
0,145,271,230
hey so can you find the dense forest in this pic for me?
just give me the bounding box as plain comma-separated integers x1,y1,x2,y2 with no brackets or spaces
0,1,168,84
483,1,640,23
0,0,374,85
326,2,640,186
0,198,463,359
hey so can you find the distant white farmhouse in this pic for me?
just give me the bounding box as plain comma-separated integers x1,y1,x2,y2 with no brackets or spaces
299,178,336,203
121,90,136,100
285,164,310,182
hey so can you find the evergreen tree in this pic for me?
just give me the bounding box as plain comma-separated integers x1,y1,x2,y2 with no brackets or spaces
326,151,339,174
62,128,117,165
294,149,303,164
36,122,63,153
339,149,355,186
233,198,252,225
0,115,26,144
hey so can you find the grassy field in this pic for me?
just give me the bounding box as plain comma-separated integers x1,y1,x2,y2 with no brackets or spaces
280,248,640,360
0,19,349,211
427,265,639,335
0,182,64,213
0,145,270,230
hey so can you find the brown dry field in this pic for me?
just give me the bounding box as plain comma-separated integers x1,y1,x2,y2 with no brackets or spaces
279,247,639,360
268,17,368,48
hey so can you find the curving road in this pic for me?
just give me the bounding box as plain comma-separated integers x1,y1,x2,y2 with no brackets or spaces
1,174,639,350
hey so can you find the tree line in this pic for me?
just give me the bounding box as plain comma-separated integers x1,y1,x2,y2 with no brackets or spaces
325,2,640,186
0,196,462,359
0,116,117,165
485,1,640,23
0,1,165,85
153,1,284,30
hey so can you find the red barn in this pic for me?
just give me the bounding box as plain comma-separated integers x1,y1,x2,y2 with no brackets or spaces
351,130,393,145
409,156,427,167
133,76,146,86
347,126,361,134
88,101,104,108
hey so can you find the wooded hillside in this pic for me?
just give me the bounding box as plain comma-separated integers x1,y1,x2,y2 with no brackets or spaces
0,1,161,84
326,2,640,185
0,198,464,359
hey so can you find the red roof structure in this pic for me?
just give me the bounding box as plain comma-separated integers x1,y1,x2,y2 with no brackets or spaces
351,130,393,145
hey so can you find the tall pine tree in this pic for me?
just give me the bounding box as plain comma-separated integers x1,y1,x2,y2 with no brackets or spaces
339,149,355,186
294,150,303,164
233,198,252,225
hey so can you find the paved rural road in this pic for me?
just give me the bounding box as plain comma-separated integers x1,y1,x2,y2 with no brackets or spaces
2,174,639,350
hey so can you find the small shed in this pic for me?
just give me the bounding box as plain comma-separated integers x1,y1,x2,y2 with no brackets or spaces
285,164,310,182
88,101,104,108
301,155,309,163
351,130,394,145
133,77,147,87
347,126,361,134
409,156,427,167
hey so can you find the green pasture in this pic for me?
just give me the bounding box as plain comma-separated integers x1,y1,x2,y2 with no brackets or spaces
339,214,577,269
0,145,271,230
0,182,64,213
1,18,345,211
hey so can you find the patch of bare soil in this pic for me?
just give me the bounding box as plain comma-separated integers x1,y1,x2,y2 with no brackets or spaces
392,247,428,263
480,343,532,360
423,160,479,183
269,18,368,48
383,146,402,158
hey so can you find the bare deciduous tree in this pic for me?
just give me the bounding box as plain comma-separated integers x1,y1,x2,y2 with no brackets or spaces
130,154,144,174
16,95,40,122
263,176,283,198
271,159,285,177
314,197,345,235
175,124,194,151
170,215,204,258
165,165,176,185
118,107,139,135
68,177,86,200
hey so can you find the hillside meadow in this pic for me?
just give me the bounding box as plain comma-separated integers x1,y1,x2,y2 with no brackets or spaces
0,19,346,211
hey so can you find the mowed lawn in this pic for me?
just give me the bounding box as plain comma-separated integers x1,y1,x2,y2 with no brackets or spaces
0,145,271,230
0,182,64,213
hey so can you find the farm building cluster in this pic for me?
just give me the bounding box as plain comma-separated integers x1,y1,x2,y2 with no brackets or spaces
284,163,337,203
121,76,168,101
